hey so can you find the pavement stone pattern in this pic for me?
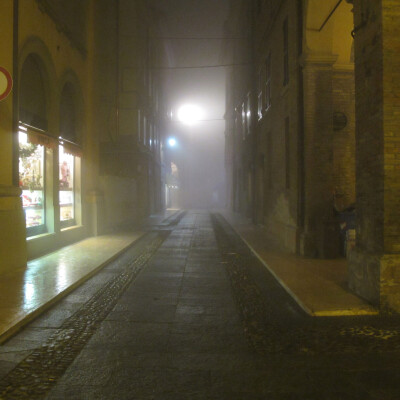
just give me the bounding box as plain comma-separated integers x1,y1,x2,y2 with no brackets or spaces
0,211,399,399
212,213,400,355
0,232,167,399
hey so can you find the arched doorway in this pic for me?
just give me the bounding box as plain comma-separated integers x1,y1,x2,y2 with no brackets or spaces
18,54,52,236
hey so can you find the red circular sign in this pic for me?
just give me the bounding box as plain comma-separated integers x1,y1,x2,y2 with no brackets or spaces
0,66,13,101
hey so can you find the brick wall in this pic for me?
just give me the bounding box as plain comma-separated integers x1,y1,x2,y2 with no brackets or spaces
301,59,339,257
353,0,384,254
382,0,400,254
332,69,356,212
226,0,356,257
349,0,400,310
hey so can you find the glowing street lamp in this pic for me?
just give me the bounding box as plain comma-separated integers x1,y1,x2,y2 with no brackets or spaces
177,104,204,125
168,137,177,147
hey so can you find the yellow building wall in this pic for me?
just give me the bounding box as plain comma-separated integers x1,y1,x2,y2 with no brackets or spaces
0,0,14,186
18,0,98,259
0,0,27,273
0,0,159,269
19,2,88,86
0,0,100,270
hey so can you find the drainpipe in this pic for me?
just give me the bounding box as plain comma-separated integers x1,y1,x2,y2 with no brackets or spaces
12,0,19,187
297,0,305,253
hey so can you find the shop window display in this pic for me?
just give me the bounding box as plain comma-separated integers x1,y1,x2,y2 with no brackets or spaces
59,145,75,224
19,128,46,234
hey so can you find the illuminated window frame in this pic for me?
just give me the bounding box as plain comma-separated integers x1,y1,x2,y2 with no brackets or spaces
58,138,82,229
245,93,251,135
265,53,272,112
285,117,290,189
283,17,289,86
19,125,47,237
234,107,240,140
257,68,263,120
143,115,147,146
18,124,58,238
267,131,273,189
241,102,246,140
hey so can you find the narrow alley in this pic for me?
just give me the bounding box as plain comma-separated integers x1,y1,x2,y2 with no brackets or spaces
1,211,400,399
2,0,400,398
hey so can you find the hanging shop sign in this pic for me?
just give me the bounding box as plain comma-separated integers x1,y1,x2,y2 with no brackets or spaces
0,67,13,101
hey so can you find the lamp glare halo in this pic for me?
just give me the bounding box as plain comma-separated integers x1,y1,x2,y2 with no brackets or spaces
168,138,177,147
178,104,203,125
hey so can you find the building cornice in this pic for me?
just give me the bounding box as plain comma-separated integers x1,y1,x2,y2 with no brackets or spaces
333,63,355,72
299,52,338,67
35,0,87,57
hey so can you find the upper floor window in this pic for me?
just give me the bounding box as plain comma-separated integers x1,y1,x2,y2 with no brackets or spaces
257,68,263,120
283,17,289,86
267,131,273,189
59,82,82,228
265,53,272,111
285,117,290,189
234,107,240,139
241,102,246,140
143,115,147,146
245,93,251,135
256,0,262,14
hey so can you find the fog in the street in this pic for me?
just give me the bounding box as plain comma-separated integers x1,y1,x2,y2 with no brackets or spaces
151,0,229,209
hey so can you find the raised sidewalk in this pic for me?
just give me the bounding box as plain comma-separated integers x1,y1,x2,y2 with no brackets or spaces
0,210,179,344
221,211,378,317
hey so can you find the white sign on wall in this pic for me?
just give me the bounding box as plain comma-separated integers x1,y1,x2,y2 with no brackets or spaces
0,67,13,101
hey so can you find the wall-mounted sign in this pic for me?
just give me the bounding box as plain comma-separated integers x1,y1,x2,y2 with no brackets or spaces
0,66,13,101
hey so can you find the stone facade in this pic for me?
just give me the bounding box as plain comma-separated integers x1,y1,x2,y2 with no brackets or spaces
94,0,166,230
225,0,400,312
224,0,355,257
332,68,356,212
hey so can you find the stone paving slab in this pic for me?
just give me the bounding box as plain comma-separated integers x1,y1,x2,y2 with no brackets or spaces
0,232,145,344
0,209,181,344
0,231,165,399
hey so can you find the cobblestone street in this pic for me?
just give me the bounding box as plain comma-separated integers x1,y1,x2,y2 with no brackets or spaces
1,211,400,399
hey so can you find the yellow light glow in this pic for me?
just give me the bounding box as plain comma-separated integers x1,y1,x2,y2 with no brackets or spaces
24,282,35,307
56,261,68,291
177,104,204,125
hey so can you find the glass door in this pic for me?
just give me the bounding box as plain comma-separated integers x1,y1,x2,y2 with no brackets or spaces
19,127,46,236
59,144,75,226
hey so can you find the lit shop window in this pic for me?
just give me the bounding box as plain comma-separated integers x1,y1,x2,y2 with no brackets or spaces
19,127,46,235
59,144,76,225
